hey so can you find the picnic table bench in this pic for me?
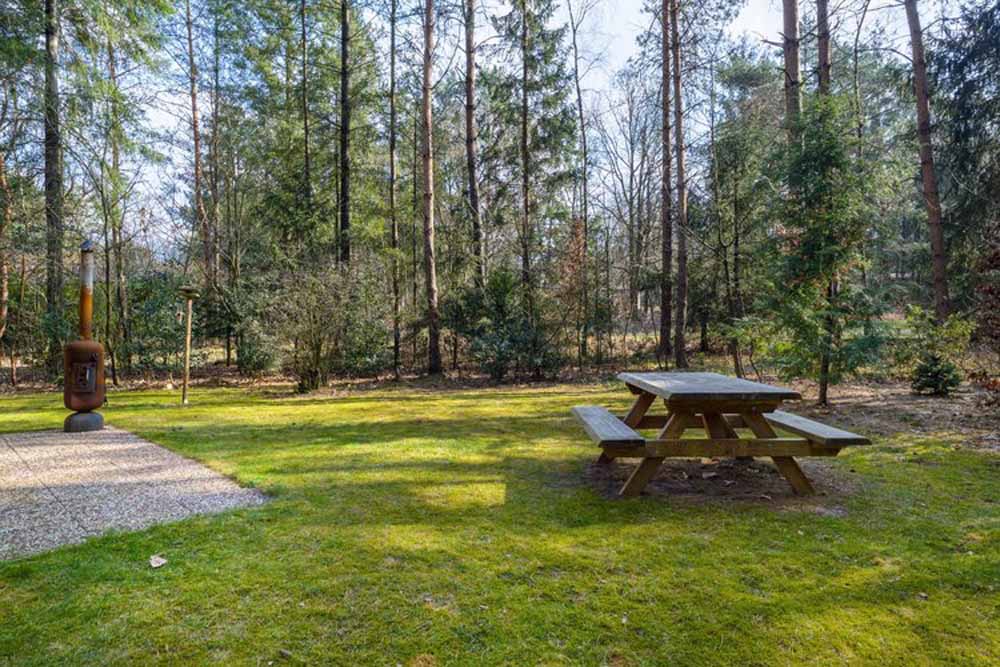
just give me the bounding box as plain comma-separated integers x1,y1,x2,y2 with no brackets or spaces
572,372,870,497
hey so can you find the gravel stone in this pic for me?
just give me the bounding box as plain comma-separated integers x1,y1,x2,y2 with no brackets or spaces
0,427,267,560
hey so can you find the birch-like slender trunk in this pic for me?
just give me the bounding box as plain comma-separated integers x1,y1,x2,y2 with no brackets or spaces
904,0,949,321
422,0,442,374
670,0,688,368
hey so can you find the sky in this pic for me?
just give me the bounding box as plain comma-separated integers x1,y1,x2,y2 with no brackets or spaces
575,0,939,92
580,0,786,87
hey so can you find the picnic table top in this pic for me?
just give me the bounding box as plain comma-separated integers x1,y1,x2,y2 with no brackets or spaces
617,372,801,402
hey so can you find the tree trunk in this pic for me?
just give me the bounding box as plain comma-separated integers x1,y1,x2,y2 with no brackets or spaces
904,0,949,322
389,0,400,379
782,0,801,137
465,0,485,289
412,106,419,365
817,0,831,94
568,0,590,362
817,0,834,404
519,1,533,308
10,256,25,386
658,0,673,362
300,0,312,203
339,0,351,264
44,0,64,375
0,150,10,344
211,6,222,286
186,0,211,294
670,0,688,368
422,0,442,374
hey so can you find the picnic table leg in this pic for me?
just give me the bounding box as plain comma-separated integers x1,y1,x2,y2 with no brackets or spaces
742,413,816,496
597,390,655,466
701,412,752,462
619,409,691,497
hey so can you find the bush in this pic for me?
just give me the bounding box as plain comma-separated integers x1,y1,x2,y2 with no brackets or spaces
911,352,962,395
274,265,391,391
893,305,974,376
235,319,276,376
443,269,564,380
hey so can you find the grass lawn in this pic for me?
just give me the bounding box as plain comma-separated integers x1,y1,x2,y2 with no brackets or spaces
1,383,999,665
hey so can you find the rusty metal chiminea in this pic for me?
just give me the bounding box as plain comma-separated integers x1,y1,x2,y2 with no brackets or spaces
64,240,105,432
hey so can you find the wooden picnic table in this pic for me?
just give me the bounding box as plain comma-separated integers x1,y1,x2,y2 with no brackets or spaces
572,372,870,498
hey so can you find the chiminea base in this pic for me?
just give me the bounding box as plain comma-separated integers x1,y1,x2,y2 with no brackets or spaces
64,411,104,433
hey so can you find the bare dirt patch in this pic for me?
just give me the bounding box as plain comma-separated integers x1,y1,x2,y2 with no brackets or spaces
783,379,1000,451
585,456,861,514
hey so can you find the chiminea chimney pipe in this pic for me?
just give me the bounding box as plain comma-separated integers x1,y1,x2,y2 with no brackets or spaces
79,239,95,340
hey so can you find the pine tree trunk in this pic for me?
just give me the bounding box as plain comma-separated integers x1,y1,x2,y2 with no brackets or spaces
389,0,401,379
519,1,532,308
300,0,312,203
670,0,688,368
0,149,10,344
211,7,222,285
44,0,64,375
904,0,949,322
339,0,351,264
782,0,801,136
186,0,211,294
422,0,442,374
568,0,590,362
658,0,673,363
817,0,831,94
817,0,834,405
465,0,485,289
412,107,419,365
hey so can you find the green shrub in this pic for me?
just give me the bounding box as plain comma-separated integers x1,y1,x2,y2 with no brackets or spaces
893,305,974,377
911,352,962,395
235,319,276,376
443,268,564,380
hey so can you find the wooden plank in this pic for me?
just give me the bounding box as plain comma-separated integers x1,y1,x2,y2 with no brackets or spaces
571,406,644,446
657,409,693,440
619,409,690,498
603,439,840,458
771,456,816,495
764,410,870,446
642,437,835,458
617,372,800,402
623,392,655,427
703,411,750,461
620,457,665,497
625,414,746,430
702,412,739,438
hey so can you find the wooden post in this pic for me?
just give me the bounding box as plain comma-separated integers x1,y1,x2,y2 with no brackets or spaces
179,286,199,405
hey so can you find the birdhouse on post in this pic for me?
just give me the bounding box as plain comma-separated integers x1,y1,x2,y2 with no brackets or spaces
64,240,106,432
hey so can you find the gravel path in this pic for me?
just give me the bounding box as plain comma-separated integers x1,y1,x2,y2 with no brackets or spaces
0,427,266,560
